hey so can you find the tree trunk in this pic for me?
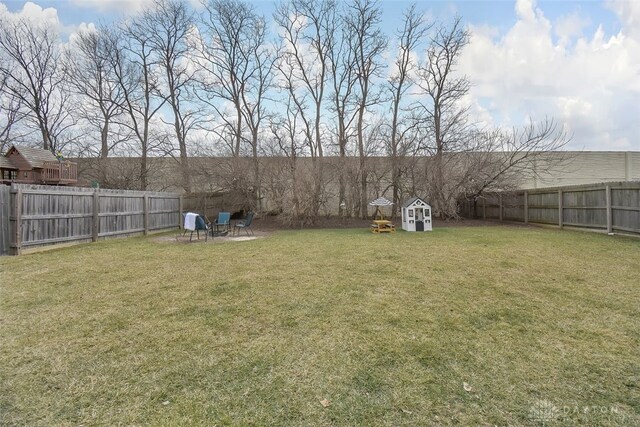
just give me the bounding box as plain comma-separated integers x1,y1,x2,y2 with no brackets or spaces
100,120,109,158
234,102,242,157
390,87,401,217
337,115,347,217
252,129,260,212
36,110,51,151
357,106,367,219
140,151,147,191
171,104,190,193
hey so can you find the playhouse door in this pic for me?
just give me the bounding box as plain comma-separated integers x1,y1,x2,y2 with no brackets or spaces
415,208,424,231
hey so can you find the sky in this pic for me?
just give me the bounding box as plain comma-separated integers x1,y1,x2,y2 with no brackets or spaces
1,0,639,151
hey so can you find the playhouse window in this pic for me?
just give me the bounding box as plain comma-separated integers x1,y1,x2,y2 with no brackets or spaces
24,171,29,178
3,170,17,180
408,209,414,217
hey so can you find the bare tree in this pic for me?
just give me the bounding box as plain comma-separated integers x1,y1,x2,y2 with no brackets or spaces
409,17,569,217
414,17,471,218
195,0,272,209
405,120,569,218
274,0,336,215
387,4,430,216
345,0,388,218
274,48,313,157
274,0,335,159
112,21,167,190
0,16,74,152
466,119,571,196
195,0,262,157
0,72,25,153
65,26,126,159
328,6,359,216
268,97,304,220
239,37,275,211
143,0,199,192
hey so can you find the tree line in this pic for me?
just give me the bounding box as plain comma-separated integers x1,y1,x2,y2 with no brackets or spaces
0,0,568,219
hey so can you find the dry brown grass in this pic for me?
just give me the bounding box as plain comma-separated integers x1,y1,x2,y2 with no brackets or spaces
1,226,638,425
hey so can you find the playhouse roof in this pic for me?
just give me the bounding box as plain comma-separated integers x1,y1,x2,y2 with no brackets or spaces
0,156,16,169
7,145,57,168
402,197,429,208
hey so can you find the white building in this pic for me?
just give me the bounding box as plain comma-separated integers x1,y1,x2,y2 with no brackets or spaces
401,197,432,232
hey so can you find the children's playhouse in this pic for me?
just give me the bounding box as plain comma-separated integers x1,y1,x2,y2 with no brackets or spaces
401,197,432,232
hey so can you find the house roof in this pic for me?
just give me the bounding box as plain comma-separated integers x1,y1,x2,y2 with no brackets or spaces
402,197,429,208
8,145,58,168
0,156,17,169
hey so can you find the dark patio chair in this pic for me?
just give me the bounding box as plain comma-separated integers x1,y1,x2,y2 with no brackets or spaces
233,211,255,236
182,213,209,241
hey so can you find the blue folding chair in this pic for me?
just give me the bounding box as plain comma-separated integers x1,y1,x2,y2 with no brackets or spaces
233,212,255,236
213,211,231,235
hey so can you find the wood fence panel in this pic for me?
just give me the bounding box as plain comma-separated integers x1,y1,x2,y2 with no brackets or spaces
503,193,525,221
612,209,639,233
527,191,559,224
611,187,640,232
98,194,145,237
485,206,500,219
483,193,501,219
611,187,639,206
561,188,606,228
467,181,640,235
1,184,180,254
149,196,180,230
20,190,94,247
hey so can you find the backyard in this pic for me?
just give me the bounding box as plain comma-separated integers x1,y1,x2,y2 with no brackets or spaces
0,226,638,426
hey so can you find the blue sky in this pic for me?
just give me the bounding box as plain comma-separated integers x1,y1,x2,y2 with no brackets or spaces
1,1,624,40
1,0,639,151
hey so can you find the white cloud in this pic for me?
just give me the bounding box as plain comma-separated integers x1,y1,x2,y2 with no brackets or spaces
71,0,154,13
458,0,640,150
554,11,590,46
0,1,83,36
0,1,59,25
606,0,640,37
71,0,204,14
514,0,538,22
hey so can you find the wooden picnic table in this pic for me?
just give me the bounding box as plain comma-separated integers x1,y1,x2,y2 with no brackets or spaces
370,219,396,233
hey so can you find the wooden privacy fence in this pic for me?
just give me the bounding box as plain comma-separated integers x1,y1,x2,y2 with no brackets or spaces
1,184,182,255
460,181,640,235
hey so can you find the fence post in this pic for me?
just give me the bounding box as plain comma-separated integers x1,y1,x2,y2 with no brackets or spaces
558,189,563,228
12,187,22,255
524,191,528,224
482,197,486,220
605,185,612,234
92,191,99,242
178,194,182,230
143,194,149,235
499,193,503,222
0,186,9,256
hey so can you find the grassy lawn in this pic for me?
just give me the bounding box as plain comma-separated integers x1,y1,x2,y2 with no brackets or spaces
1,226,638,426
